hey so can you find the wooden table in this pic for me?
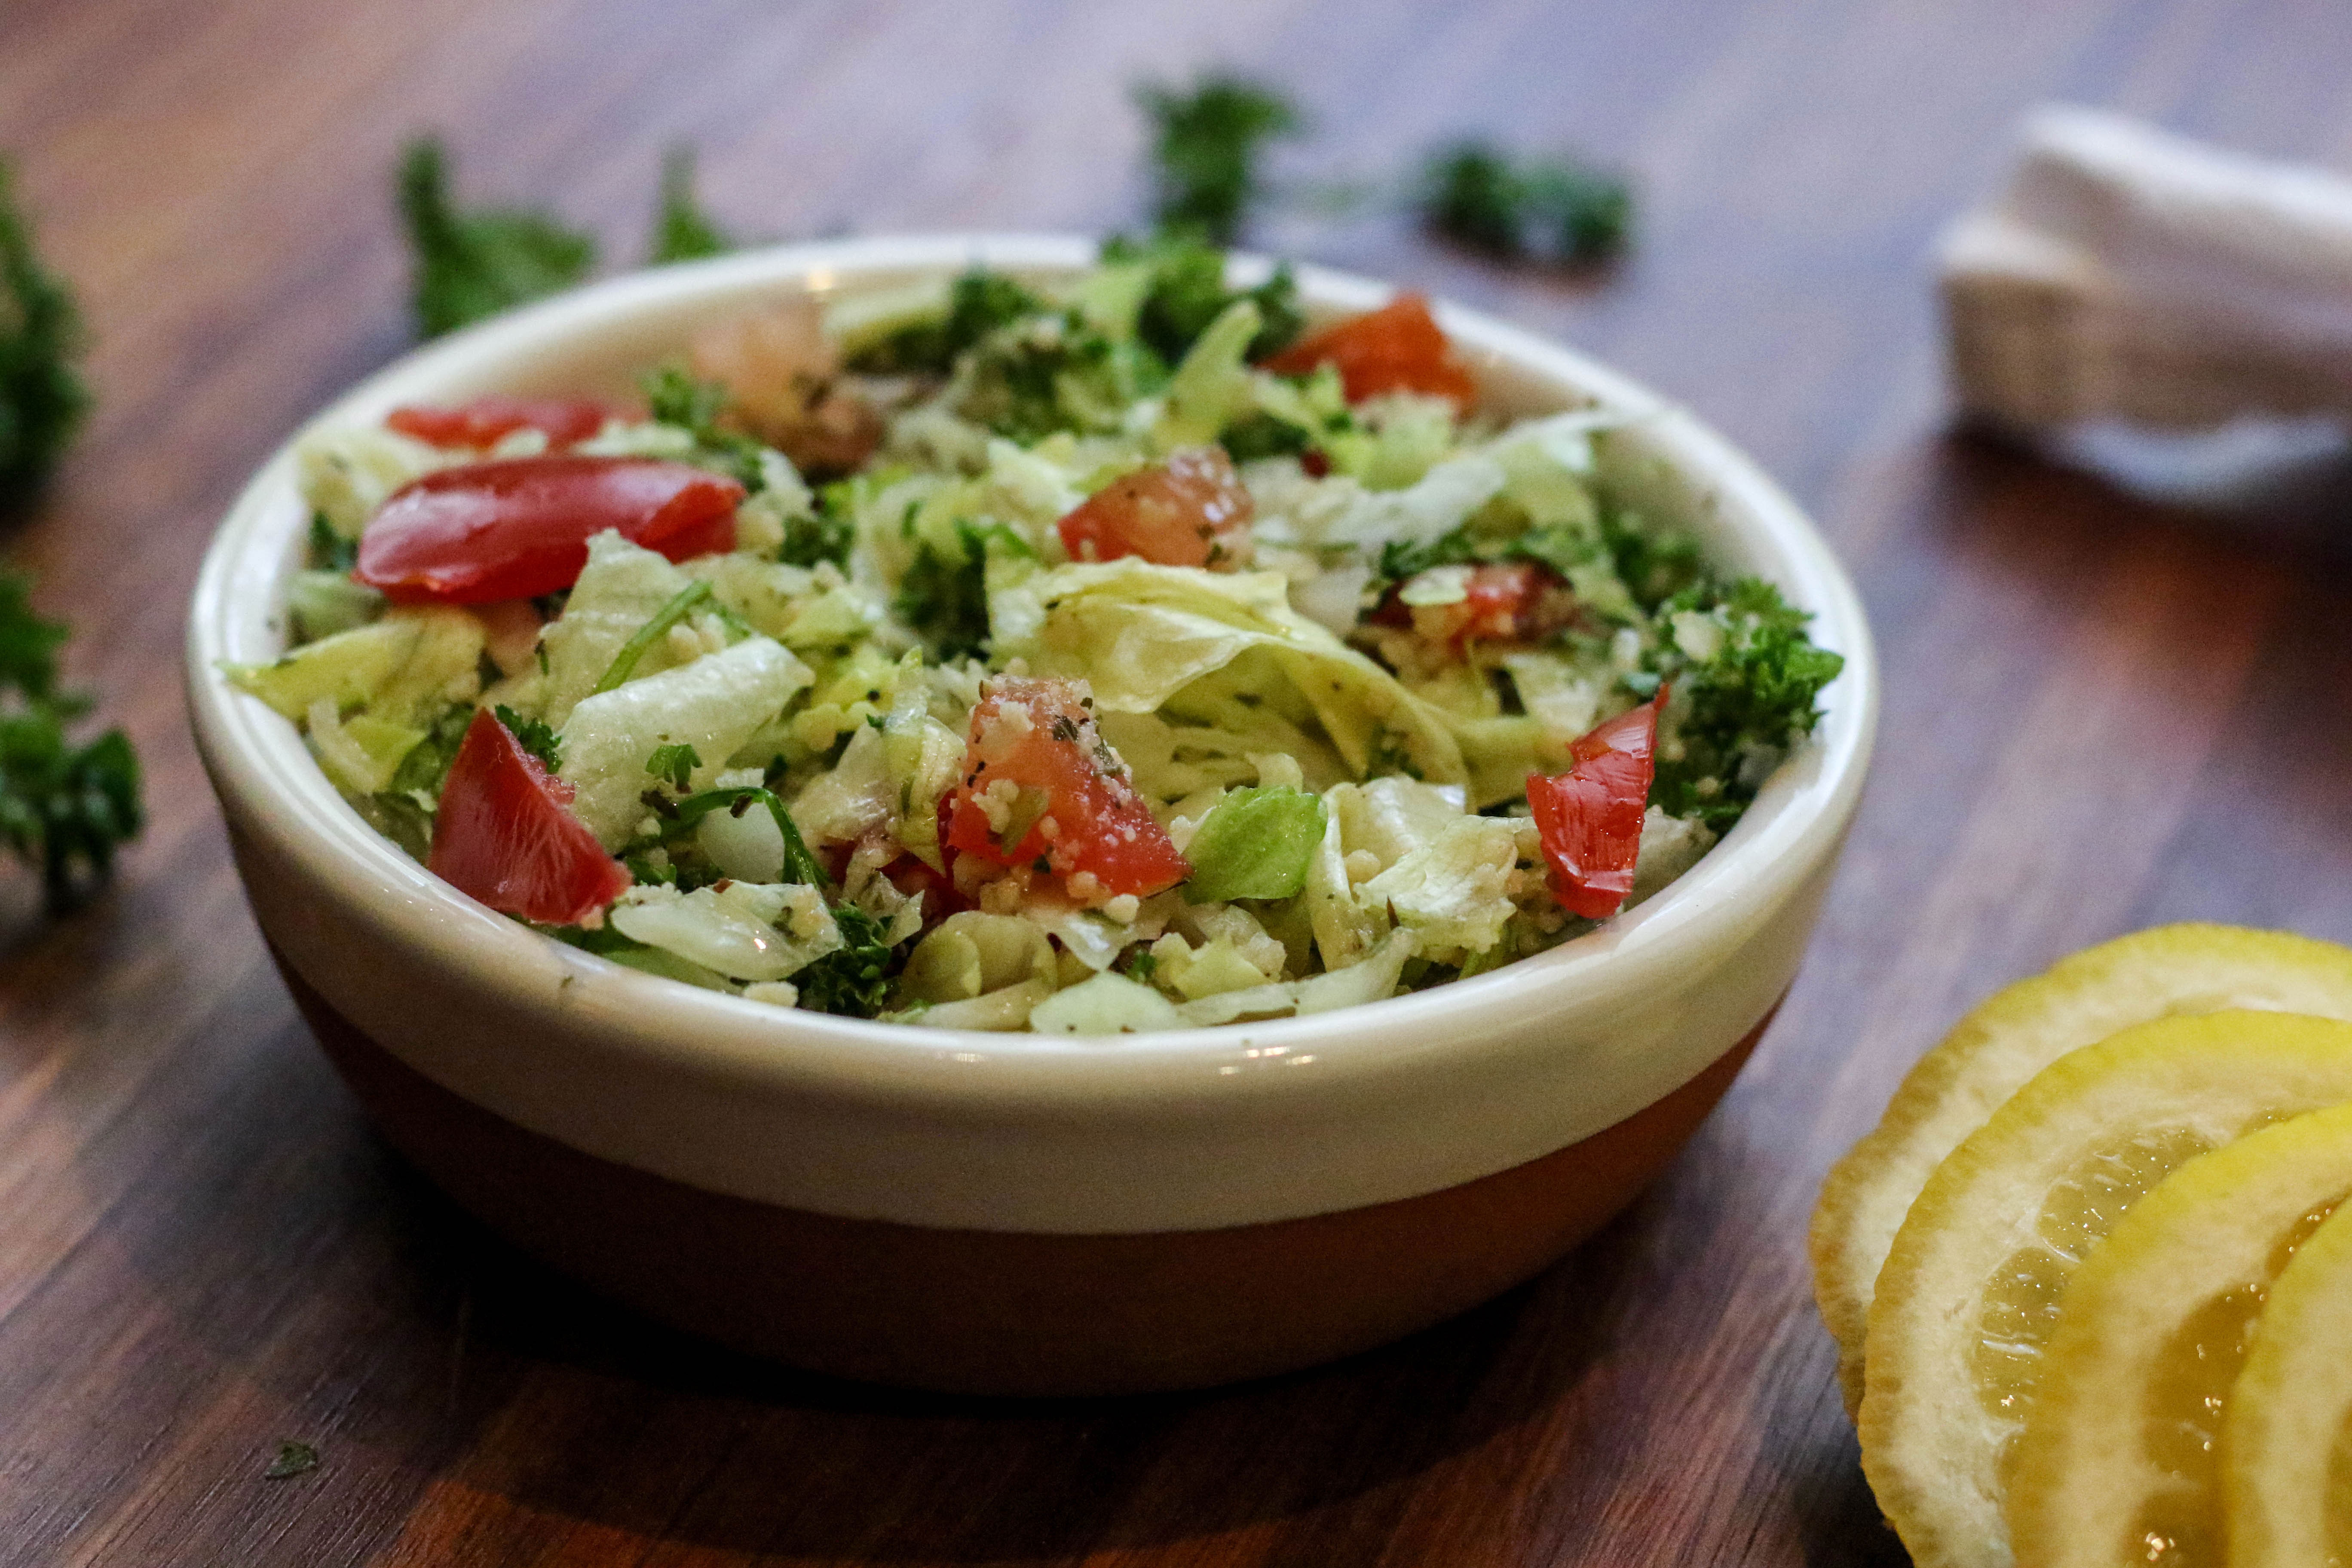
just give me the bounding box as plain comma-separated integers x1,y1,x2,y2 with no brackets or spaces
7,0,2352,1561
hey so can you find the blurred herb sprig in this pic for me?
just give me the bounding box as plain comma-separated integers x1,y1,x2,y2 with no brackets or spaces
0,572,141,910
0,158,89,510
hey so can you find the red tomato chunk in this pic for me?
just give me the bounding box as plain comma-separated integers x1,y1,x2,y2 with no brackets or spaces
1057,446,1254,569
429,709,630,926
1526,689,1665,920
355,455,743,604
1265,292,1477,406
1394,560,1576,649
386,395,612,450
944,677,1191,900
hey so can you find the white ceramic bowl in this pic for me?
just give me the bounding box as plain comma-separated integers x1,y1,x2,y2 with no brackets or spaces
187,235,1877,1393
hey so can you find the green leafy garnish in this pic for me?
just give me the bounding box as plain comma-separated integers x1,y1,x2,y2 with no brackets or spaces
263,1441,320,1480
640,365,769,490
1602,508,1702,612
1134,74,1301,243
591,579,713,695
649,147,731,264
0,572,141,910
1421,140,1632,266
1649,579,1844,827
0,159,89,510
398,138,596,339
645,741,700,792
494,703,561,771
894,521,1029,662
793,902,897,1017
846,269,1047,376
783,483,858,569
1099,231,1303,362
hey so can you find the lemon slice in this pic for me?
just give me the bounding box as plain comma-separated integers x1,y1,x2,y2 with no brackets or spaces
2224,1188,2352,1568
1856,1011,2352,1568
2003,1102,2352,1567
1813,925,2352,1413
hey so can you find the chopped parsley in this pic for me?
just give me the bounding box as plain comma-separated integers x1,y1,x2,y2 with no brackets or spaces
0,572,142,910
1421,140,1632,267
1648,579,1844,827
495,704,561,771
1100,231,1305,363
0,159,89,510
641,365,769,489
783,482,858,569
894,521,1027,662
645,742,700,792
1134,74,1301,244
793,903,898,1017
397,138,596,340
847,269,1047,376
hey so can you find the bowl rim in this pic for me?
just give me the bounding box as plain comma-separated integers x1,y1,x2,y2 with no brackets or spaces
187,232,1877,1117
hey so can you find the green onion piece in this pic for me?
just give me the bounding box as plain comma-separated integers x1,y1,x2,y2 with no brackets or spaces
1180,786,1326,903
591,580,713,695
668,786,830,889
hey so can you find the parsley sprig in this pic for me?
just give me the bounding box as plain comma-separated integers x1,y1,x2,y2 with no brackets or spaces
1421,140,1632,267
1135,74,1301,243
398,138,597,340
0,158,90,509
0,572,141,910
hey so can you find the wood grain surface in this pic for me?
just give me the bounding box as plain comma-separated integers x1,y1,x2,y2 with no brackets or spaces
6,0,2352,1562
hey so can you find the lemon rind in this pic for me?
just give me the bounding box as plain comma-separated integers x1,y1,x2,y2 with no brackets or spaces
1856,1012,2352,1568
2004,1102,2352,1568
2222,1191,2352,1568
1812,925,2352,1414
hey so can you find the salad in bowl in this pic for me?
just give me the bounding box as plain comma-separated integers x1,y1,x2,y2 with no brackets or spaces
224,235,1841,1034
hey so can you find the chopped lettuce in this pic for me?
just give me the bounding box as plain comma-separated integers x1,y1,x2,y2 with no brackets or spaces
1179,785,1325,902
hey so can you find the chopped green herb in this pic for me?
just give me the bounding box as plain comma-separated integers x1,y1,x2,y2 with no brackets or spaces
0,159,89,510
592,580,714,694
894,521,1027,662
263,1441,319,1480
398,138,596,340
640,364,768,490
781,484,857,569
793,903,897,1017
649,146,730,265
1134,74,1301,244
0,572,141,910
1421,139,1632,266
645,741,700,792
391,703,474,796
494,704,561,771
846,269,1047,375
1602,508,1702,612
1099,231,1303,362
1648,579,1844,827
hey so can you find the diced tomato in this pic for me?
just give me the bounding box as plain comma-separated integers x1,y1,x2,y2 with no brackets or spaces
355,455,743,604
943,677,1191,900
428,708,630,926
1264,292,1478,405
1057,447,1254,570
386,395,612,450
1414,561,1578,648
1526,689,1666,920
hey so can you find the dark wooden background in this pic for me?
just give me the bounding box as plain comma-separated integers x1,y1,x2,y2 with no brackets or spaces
6,0,2352,1562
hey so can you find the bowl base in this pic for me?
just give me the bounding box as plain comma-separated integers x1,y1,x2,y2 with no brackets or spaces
277,951,1770,1396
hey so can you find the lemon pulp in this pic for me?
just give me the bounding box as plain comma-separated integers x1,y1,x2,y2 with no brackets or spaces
1970,1127,2215,1430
